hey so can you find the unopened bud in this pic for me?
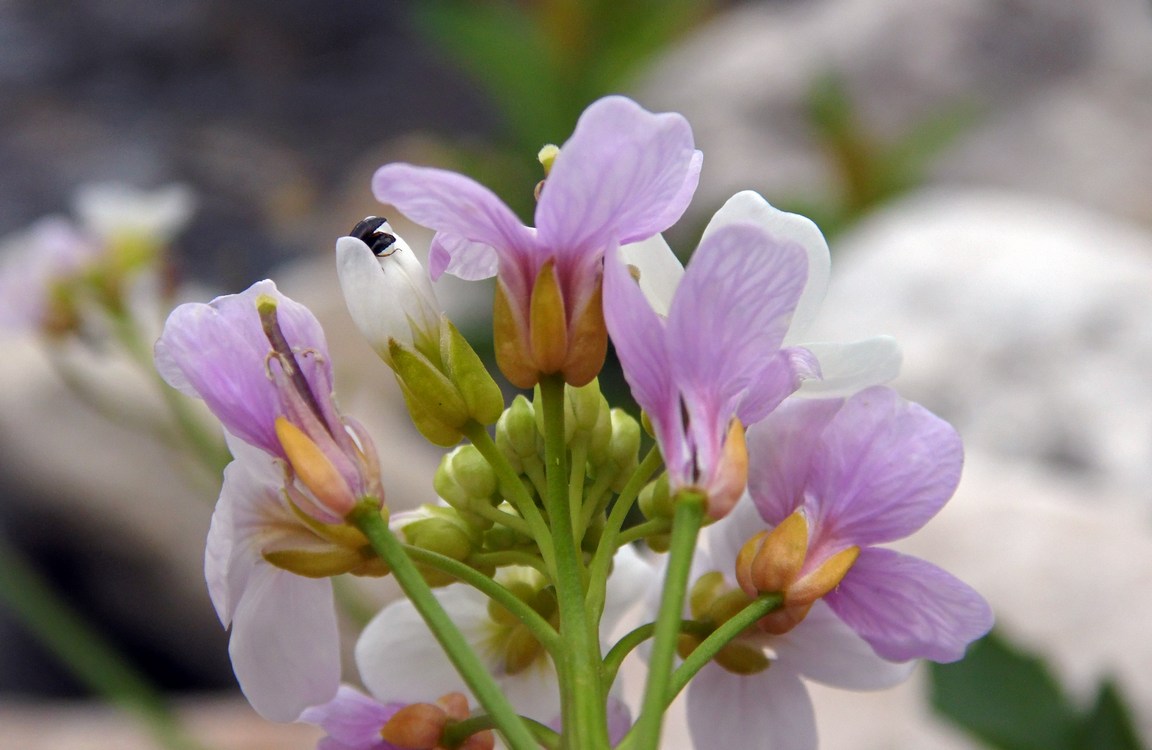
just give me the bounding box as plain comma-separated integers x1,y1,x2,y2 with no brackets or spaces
735,511,809,598
605,409,641,491
496,395,539,471
380,702,448,749
443,318,504,425
638,474,672,521
569,378,603,434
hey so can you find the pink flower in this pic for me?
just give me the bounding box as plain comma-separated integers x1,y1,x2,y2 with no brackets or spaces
372,96,701,388
603,220,818,518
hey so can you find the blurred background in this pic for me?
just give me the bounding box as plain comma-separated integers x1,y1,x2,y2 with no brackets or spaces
1,0,1151,748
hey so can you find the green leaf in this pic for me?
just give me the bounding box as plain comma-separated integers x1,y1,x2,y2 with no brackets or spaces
929,630,1080,750
1078,681,1146,750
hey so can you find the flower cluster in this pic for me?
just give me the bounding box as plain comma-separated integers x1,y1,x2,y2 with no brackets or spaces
156,95,991,750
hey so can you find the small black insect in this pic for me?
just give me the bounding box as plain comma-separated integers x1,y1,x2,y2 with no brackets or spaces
349,216,398,256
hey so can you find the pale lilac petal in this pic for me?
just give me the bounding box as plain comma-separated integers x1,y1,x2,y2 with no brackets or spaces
666,223,808,428
701,191,831,343
372,164,532,279
686,662,817,750
772,601,914,689
747,398,844,525
356,586,485,705
536,96,700,255
428,233,501,281
601,545,654,638
155,280,332,456
616,234,684,318
603,245,686,480
300,686,399,750
826,548,994,663
738,346,822,426
228,564,340,722
795,337,902,398
694,496,765,579
497,664,563,727
809,387,963,545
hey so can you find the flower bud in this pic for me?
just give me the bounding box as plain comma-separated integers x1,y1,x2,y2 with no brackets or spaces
605,409,641,492
380,702,449,749
638,474,672,521
442,318,504,425
496,395,539,472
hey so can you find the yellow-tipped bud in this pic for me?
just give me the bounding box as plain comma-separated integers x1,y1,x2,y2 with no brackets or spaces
735,511,810,597
789,545,860,605
274,417,356,516
380,702,448,748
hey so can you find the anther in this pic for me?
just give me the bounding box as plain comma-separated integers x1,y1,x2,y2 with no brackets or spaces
349,216,398,257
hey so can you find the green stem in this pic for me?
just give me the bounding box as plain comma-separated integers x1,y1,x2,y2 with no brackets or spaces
349,505,538,750
540,375,607,750
568,437,588,547
0,535,207,750
577,470,616,539
468,502,534,538
402,545,561,657
468,550,549,575
629,493,705,750
615,518,671,547
666,593,783,704
600,620,711,697
464,421,556,576
585,447,662,620
443,714,561,750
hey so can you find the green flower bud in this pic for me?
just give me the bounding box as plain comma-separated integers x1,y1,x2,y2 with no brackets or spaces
638,474,672,520
496,395,539,471
447,445,498,501
443,318,504,425
391,341,470,428
396,378,463,447
568,378,603,434
586,396,614,466
607,409,641,491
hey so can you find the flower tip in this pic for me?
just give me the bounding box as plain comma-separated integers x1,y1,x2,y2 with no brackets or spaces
537,144,560,175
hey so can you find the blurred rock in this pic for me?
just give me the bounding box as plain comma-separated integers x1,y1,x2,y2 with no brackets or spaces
640,0,1152,225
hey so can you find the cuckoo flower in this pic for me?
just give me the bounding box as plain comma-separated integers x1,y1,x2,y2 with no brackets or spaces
372,95,701,388
620,191,901,397
604,221,818,518
672,498,914,750
744,387,993,661
0,217,98,333
155,279,384,520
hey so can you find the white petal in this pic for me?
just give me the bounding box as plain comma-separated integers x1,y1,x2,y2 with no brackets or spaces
772,602,915,690
686,662,818,750
229,565,340,722
355,584,490,705
795,337,902,398
701,191,831,342
601,545,655,637
617,234,685,317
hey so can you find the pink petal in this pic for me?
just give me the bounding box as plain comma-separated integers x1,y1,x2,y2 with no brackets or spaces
747,397,844,525
603,244,687,481
738,346,822,426
536,96,700,256
372,164,532,280
826,547,994,663
686,662,817,750
809,387,963,545
300,685,398,750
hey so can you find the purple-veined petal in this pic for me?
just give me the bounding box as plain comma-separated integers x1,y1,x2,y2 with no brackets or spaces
536,96,700,256
372,163,533,280
738,346,822,426
772,601,914,690
155,280,333,457
667,223,808,418
617,234,684,317
747,397,844,525
603,244,687,481
795,337,902,398
808,387,963,545
686,662,817,750
826,547,994,663
701,191,831,344
300,686,401,750
228,563,340,722
428,233,501,281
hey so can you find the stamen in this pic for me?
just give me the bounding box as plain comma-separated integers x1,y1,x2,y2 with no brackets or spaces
257,296,330,433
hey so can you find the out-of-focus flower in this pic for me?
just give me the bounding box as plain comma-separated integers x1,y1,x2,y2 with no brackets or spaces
0,217,99,333
354,547,650,738
744,387,993,660
372,95,701,388
619,191,901,397
604,220,818,519
673,499,915,750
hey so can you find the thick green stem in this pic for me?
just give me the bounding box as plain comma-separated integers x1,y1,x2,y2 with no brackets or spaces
443,714,561,750
628,493,705,750
0,535,207,750
539,375,607,750
349,505,538,750
666,593,783,704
